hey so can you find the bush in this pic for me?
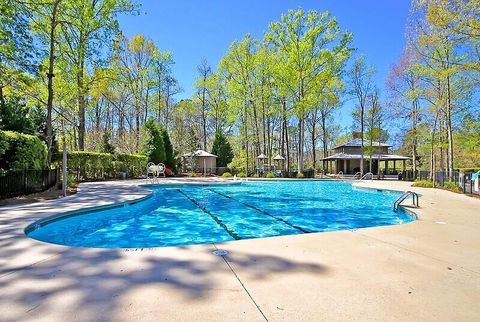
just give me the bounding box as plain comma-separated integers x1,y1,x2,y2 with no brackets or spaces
187,172,196,177
296,172,305,179
64,151,148,181
0,130,48,170
412,179,433,188
266,172,274,178
67,151,114,181
116,153,148,178
237,172,246,178
222,172,232,177
443,181,462,193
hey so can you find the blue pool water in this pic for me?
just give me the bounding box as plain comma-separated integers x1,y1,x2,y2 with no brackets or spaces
26,181,415,248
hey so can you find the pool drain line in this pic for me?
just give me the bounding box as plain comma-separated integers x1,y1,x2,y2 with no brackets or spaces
176,189,241,240
207,189,310,234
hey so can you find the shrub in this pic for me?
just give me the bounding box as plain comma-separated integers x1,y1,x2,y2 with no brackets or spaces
266,172,274,178
116,153,148,178
0,130,48,170
64,151,148,181
67,151,114,181
237,172,246,178
187,172,196,177
443,181,462,193
222,172,232,177
296,172,305,179
412,179,433,188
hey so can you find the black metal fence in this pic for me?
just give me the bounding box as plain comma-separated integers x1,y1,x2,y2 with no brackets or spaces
400,170,480,196
0,169,59,199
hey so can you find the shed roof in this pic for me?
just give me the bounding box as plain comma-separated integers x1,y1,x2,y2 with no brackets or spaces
322,153,410,161
182,150,217,158
333,138,392,149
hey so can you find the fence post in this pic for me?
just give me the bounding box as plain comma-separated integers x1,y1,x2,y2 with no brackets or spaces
23,169,27,194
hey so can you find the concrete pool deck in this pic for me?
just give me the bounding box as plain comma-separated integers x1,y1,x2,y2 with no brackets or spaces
0,178,479,321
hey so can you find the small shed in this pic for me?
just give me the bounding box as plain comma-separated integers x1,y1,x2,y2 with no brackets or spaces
182,150,217,174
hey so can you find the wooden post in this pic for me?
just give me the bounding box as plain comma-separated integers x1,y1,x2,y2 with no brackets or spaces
62,137,67,197
432,154,436,188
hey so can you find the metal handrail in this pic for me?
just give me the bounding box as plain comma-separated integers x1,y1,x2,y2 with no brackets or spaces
353,172,362,179
361,172,374,180
337,171,344,178
393,191,419,212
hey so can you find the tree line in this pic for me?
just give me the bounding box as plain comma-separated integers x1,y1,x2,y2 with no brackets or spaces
0,1,479,175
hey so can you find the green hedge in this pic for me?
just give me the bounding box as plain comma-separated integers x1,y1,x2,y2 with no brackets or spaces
116,153,148,178
62,151,147,181
0,130,48,170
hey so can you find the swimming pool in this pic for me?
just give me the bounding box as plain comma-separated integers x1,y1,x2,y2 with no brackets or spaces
26,180,415,248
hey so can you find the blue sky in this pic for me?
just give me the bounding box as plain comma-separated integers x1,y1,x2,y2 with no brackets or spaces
118,0,411,130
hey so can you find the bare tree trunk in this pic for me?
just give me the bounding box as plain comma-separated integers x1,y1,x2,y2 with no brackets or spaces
445,74,454,180
77,30,86,151
46,0,61,164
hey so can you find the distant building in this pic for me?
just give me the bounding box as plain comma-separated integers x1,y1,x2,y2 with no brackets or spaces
322,138,410,175
182,150,217,174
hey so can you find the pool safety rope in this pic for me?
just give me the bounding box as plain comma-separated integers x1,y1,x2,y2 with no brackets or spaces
176,189,241,240
207,189,311,234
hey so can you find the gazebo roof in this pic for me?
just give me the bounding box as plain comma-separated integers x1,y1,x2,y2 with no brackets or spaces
182,150,217,158
322,153,410,161
333,138,392,149
273,154,285,160
257,153,267,159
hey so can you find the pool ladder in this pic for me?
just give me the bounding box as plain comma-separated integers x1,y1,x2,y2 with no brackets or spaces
393,191,419,212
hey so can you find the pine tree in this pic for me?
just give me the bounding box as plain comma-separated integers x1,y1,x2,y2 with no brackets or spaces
211,131,234,167
141,119,165,163
160,126,175,168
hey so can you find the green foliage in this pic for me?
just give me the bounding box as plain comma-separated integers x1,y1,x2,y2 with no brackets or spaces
442,181,462,192
0,130,47,169
266,172,274,178
222,171,232,177
116,153,148,177
211,131,234,167
237,172,246,178
141,119,165,164
101,132,115,154
296,172,305,179
161,127,175,168
456,167,480,173
65,151,147,181
412,179,433,188
67,151,114,180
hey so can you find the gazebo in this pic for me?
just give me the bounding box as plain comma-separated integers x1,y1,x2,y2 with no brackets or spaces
273,154,285,171
255,153,267,174
322,139,410,175
182,150,217,175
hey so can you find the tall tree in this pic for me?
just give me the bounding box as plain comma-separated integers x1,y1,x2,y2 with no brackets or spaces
59,0,137,150
348,56,375,176
265,9,352,172
195,59,212,150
